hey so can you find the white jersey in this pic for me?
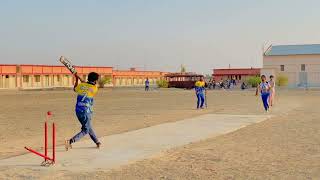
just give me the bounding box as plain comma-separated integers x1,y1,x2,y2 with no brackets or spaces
269,80,275,90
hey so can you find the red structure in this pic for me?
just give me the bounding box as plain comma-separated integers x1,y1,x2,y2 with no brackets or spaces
165,73,204,89
212,68,260,81
25,112,56,166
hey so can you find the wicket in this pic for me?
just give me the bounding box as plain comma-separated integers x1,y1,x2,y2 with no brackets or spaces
24,112,56,166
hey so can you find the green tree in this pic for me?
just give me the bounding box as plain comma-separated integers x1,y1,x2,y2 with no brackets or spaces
205,74,212,79
276,75,288,86
98,76,112,88
156,79,169,88
247,76,261,88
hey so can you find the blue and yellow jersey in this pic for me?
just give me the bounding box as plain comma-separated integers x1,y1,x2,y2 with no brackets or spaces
195,81,205,94
259,82,270,94
74,82,98,113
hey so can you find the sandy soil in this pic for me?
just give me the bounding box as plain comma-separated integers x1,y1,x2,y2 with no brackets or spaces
0,88,270,159
1,88,319,179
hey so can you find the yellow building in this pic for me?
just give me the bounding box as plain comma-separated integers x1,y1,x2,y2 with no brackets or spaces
113,68,165,87
0,64,166,89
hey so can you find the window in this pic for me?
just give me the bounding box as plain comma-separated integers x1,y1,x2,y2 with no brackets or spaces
301,64,306,71
23,75,29,83
5,75,9,79
35,75,41,82
280,65,285,71
57,75,61,82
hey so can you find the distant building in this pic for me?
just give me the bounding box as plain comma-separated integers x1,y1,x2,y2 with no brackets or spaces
212,68,260,82
0,64,166,89
262,44,320,87
113,68,165,86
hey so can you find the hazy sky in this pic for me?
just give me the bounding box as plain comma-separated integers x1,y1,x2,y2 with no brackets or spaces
1,0,320,74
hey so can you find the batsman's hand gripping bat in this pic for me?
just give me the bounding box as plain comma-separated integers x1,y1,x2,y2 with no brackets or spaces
59,56,77,74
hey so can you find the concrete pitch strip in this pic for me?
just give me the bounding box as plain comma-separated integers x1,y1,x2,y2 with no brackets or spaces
0,114,271,172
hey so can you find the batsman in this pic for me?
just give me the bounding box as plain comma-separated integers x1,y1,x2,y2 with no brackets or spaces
60,56,101,150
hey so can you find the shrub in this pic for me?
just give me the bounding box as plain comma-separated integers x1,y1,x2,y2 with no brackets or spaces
156,79,169,88
276,75,288,86
247,76,261,88
98,76,112,88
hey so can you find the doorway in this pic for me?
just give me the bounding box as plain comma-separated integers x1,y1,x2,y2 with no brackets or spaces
299,72,308,87
45,75,50,87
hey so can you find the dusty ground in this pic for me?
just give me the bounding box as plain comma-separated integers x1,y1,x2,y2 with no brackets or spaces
0,88,319,179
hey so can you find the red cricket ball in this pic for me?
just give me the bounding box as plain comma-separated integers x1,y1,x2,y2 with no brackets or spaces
47,111,53,116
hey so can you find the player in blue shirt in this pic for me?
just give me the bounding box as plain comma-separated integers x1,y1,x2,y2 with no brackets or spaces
256,75,271,112
195,77,206,109
145,78,150,91
65,72,101,150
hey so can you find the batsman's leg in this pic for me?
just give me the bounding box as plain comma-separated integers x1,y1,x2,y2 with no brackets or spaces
86,114,99,145
200,93,205,108
66,112,89,151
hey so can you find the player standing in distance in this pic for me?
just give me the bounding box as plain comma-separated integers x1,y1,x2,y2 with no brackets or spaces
268,75,276,106
195,76,206,109
145,78,150,91
65,72,101,150
256,75,271,112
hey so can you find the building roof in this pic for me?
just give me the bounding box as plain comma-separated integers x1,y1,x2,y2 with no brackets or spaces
165,72,203,78
264,44,320,56
213,68,260,75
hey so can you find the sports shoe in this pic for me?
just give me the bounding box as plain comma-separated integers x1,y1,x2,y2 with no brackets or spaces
65,140,72,151
96,142,101,149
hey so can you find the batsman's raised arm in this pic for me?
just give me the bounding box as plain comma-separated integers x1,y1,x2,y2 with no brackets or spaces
74,73,85,83
73,73,85,91
74,73,79,91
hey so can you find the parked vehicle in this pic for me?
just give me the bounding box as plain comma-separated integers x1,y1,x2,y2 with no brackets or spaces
165,73,204,89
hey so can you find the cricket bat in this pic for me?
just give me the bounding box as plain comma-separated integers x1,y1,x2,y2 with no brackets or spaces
59,56,77,74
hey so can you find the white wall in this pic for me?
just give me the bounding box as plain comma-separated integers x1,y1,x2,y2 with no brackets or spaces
263,54,320,87
0,75,17,88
